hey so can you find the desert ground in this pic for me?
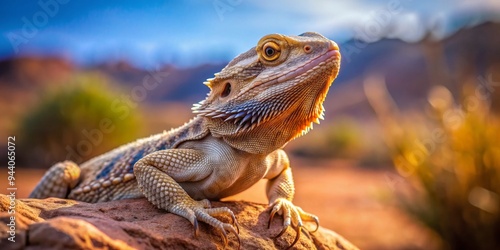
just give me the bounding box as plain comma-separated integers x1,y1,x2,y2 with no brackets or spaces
1,158,442,250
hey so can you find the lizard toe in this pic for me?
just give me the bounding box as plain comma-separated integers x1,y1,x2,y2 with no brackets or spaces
267,198,318,248
192,206,240,249
198,198,212,208
204,207,240,233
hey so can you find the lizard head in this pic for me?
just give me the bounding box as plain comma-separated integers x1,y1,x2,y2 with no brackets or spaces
193,32,341,153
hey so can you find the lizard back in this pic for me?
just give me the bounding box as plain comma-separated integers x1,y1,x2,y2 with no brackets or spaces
69,116,208,202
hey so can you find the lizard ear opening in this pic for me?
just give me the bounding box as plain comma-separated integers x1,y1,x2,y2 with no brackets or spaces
221,82,231,98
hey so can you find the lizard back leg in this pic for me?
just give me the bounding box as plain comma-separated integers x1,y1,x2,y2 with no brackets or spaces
29,161,81,199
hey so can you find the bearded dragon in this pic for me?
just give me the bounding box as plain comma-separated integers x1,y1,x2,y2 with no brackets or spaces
30,32,341,248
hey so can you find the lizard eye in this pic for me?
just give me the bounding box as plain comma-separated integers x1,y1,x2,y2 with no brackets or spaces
265,47,275,57
221,82,231,98
262,41,281,61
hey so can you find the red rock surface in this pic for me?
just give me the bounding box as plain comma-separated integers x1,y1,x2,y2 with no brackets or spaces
0,194,358,249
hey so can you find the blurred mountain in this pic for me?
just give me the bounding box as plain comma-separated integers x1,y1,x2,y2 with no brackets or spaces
86,61,226,103
1,22,499,115
325,21,500,119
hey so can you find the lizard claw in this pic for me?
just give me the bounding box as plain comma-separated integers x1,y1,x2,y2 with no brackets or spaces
296,206,319,233
268,201,282,229
275,224,288,238
193,218,199,237
219,222,240,248
309,217,319,232
289,226,302,250
191,206,240,249
170,201,240,248
267,198,318,249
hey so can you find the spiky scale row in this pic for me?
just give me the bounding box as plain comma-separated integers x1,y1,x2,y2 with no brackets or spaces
195,104,276,133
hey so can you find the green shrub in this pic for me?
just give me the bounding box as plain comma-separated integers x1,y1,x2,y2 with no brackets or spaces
17,73,142,167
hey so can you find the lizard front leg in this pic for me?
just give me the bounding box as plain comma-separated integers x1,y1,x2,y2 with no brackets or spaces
133,148,240,247
265,150,319,248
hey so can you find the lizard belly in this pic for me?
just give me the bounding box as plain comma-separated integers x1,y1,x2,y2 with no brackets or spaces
178,137,269,200
181,159,267,200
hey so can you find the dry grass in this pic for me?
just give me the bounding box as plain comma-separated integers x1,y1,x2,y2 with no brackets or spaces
366,75,500,250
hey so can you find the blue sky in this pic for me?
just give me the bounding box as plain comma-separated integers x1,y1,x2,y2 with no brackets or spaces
1,0,499,68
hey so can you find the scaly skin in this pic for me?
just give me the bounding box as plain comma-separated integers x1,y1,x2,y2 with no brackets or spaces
30,32,341,248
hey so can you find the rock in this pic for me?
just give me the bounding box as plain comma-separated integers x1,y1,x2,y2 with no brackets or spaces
0,194,358,249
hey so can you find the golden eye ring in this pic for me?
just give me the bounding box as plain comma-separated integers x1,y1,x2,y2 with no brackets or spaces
261,41,281,61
